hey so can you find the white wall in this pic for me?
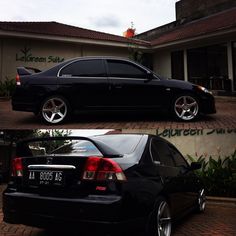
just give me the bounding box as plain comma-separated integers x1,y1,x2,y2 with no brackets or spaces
153,50,172,78
123,128,236,159
0,38,130,81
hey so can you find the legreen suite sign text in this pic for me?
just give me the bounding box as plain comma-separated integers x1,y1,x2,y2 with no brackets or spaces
16,47,64,63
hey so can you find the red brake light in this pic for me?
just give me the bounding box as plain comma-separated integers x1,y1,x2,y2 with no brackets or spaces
12,157,23,177
83,157,126,181
82,156,100,180
16,74,21,86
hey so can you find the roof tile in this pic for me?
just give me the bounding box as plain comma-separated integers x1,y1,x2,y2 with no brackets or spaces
151,7,236,46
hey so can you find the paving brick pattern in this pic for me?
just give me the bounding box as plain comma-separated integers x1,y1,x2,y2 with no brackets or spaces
0,99,236,129
0,184,235,236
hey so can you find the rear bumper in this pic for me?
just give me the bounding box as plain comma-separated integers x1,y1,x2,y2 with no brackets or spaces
3,190,144,230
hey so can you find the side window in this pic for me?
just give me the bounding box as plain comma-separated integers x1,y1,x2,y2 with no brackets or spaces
60,59,106,77
168,145,188,168
107,60,147,79
150,139,175,167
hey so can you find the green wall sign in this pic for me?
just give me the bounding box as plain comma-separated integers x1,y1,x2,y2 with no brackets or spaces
16,46,64,63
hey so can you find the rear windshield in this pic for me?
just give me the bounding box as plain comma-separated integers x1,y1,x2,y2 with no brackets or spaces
17,135,142,157
92,134,142,154
17,139,102,157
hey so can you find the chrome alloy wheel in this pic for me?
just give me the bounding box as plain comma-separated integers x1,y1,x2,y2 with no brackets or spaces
157,201,171,236
42,97,67,124
174,95,199,121
198,189,206,212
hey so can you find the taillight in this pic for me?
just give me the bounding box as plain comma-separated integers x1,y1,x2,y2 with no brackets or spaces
83,157,126,181
16,74,21,86
12,157,23,177
83,156,100,180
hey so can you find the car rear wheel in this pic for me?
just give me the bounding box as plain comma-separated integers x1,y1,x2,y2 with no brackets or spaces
40,96,70,124
197,189,206,213
173,95,199,121
146,199,171,236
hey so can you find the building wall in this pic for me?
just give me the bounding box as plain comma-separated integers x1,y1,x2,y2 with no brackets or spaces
153,50,172,78
0,37,130,81
123,129,236,160
82,44,129,57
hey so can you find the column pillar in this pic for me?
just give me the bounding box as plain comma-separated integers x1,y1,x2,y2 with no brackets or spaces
227,41,234,91
183,49,188,82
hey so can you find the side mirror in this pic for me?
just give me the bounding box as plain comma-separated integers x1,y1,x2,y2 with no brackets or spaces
190,162,202,170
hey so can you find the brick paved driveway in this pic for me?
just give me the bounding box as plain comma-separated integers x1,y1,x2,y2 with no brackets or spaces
0,205,235,236
0,98,236,129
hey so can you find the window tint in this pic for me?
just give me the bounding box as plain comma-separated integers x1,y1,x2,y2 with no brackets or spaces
168,145,188,168
52,140,102,156
60,59,106,77
107,60,146,78
93,134,142,154
150,139,175,167
16,140,102,157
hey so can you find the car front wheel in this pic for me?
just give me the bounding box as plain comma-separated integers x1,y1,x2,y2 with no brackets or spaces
197,189,206,213
147,199,172,236
173,95,199,121
40,96,70,124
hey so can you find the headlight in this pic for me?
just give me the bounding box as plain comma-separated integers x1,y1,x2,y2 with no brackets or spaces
197,86,212,94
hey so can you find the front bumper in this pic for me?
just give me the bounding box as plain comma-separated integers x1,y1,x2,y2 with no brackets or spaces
200,94,216,114
3,190,143,230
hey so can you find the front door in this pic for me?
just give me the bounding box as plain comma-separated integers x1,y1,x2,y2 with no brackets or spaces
106,59,167,110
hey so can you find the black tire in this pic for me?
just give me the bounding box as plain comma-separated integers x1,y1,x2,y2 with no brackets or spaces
40,95,70,124
172,94,200,121
196,189,206,213
146,197,172,236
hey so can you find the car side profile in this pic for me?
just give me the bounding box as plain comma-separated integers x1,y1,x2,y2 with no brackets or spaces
3,134,206,236
12,57,216,124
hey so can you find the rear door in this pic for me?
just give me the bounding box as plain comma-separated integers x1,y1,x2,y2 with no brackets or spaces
168,144,199,208
150,138,189,215
58,59,110,109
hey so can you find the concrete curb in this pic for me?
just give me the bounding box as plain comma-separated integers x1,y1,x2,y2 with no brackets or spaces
215,96,236,102
207,196,236,207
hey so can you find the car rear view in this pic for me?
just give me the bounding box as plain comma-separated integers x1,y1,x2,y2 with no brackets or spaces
3,135,148,230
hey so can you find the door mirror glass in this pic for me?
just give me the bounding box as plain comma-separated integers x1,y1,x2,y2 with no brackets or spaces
190,162,202,170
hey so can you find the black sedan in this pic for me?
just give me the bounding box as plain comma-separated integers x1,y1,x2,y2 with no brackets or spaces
3,134,206,236
12,57,216,124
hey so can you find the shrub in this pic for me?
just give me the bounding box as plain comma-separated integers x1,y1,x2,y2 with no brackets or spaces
0,77,16,98
187,151,236,197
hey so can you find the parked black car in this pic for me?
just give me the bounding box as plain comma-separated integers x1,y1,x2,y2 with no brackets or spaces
3,134,205,236
12,57,216,124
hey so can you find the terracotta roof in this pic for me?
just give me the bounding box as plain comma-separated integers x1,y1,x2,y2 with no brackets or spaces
151,7,236,46
0,21,149,46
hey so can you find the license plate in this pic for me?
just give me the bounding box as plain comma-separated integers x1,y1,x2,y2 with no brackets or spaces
28,170,64,186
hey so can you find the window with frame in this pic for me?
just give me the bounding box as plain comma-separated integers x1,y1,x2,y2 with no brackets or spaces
60,59,106,77
150,139,175,167
107,60,147,79
168,145,188,168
